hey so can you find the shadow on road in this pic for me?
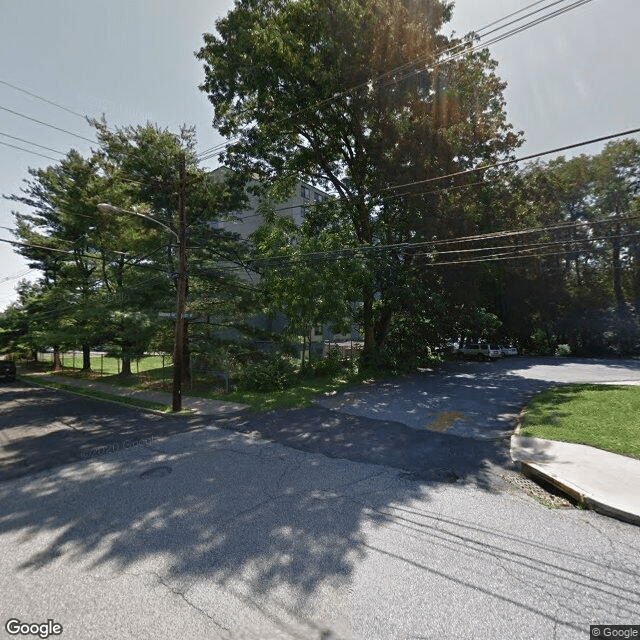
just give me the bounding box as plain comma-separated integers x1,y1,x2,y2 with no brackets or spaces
0,428,636,637
1,377,639,637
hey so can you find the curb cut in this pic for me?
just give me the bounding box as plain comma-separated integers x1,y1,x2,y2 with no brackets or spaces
518,459,640,526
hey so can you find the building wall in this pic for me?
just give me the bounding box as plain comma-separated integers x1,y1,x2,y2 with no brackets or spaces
209,167,329,239
208,168,350,346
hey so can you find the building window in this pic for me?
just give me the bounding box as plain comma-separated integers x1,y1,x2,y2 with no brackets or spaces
314,192,324,202
301,185,311,199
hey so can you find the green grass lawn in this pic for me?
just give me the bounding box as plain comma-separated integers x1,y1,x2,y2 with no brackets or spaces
21,376,172,413
91,354,168,375
26,359,368,412
36,353,169,376
520,384,640,459
220,371,370,412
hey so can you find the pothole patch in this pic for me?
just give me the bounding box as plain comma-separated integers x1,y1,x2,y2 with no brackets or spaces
424,411,468,432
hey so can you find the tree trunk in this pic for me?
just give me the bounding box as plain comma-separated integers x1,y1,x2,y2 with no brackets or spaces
362,286,376,361
82,343,92,371
182,319,191,384
301,332,306,368
121,354,132,376
374,305,393,349
53,346,63,371
632,242,640,312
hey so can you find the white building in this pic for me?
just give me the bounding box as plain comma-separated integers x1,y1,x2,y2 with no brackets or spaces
209,167,330,239
209,168,349,348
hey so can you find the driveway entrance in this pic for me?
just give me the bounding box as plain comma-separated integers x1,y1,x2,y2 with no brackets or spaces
316,357,640,440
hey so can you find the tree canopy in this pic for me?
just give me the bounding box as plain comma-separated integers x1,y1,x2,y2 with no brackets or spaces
197,0,522,358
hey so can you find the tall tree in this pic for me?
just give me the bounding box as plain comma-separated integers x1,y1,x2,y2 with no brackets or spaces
197,0,521,359
92,120,248,378
7,150,110,370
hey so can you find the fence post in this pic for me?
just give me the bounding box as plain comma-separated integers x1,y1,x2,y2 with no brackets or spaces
101,354,104,375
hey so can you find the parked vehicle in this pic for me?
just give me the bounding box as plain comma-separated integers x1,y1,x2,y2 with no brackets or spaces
499,344,518,357
0,359,16,382
457,341,502,361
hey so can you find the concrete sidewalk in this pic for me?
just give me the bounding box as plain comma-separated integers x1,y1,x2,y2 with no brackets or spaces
21,372,249,416
511,435,640,526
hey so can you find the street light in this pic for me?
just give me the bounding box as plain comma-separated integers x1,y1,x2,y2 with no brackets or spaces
98,187,188,412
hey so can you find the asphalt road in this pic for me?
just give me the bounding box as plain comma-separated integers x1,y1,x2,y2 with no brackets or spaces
0,383,209,481
0,359,639,639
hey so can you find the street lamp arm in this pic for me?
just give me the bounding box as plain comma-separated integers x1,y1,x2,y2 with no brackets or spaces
97,203,179,242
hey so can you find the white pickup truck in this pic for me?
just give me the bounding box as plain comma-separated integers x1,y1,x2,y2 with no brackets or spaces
457,342,502,361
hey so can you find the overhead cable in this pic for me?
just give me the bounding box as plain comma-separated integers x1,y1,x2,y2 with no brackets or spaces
0,79,87,119
196,0,592,161
0,104,95,143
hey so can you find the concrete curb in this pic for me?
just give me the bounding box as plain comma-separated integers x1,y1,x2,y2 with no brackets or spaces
17,375,179,416
510,434,640,527
19,373,250,416
518,459,640,526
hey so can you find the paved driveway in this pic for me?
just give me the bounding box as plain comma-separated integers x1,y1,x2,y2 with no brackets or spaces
315,357,640,440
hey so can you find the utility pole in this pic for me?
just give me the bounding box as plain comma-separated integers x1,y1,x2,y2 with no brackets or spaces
172,152,188,412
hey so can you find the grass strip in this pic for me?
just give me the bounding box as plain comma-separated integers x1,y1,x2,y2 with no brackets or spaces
20,366,369,413
520,383,640,459
190,373,370,412
19,375,174,413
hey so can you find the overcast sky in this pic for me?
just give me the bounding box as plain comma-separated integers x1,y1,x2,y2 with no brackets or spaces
1,0,638,310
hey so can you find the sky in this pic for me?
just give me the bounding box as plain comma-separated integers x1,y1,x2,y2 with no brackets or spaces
0,0,638,310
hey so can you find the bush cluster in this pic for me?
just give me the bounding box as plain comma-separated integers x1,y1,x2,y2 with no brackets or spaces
236,353,297,391
301,351,346,378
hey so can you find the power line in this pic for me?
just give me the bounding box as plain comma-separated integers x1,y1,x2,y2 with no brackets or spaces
377,0,594,93
414,231,640,262
0,79,87,120
0,269,31,283
383,127,640,194
196,0,592,162
225,126,639,224
223,215,640,270
0,140,60,162
0,131,66,156
0,104,95,143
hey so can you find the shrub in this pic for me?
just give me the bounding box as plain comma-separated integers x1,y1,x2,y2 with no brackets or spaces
237,353,297,391
357,346,418,376
302,351,346,378
530,328,553,355
555,344,571,357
